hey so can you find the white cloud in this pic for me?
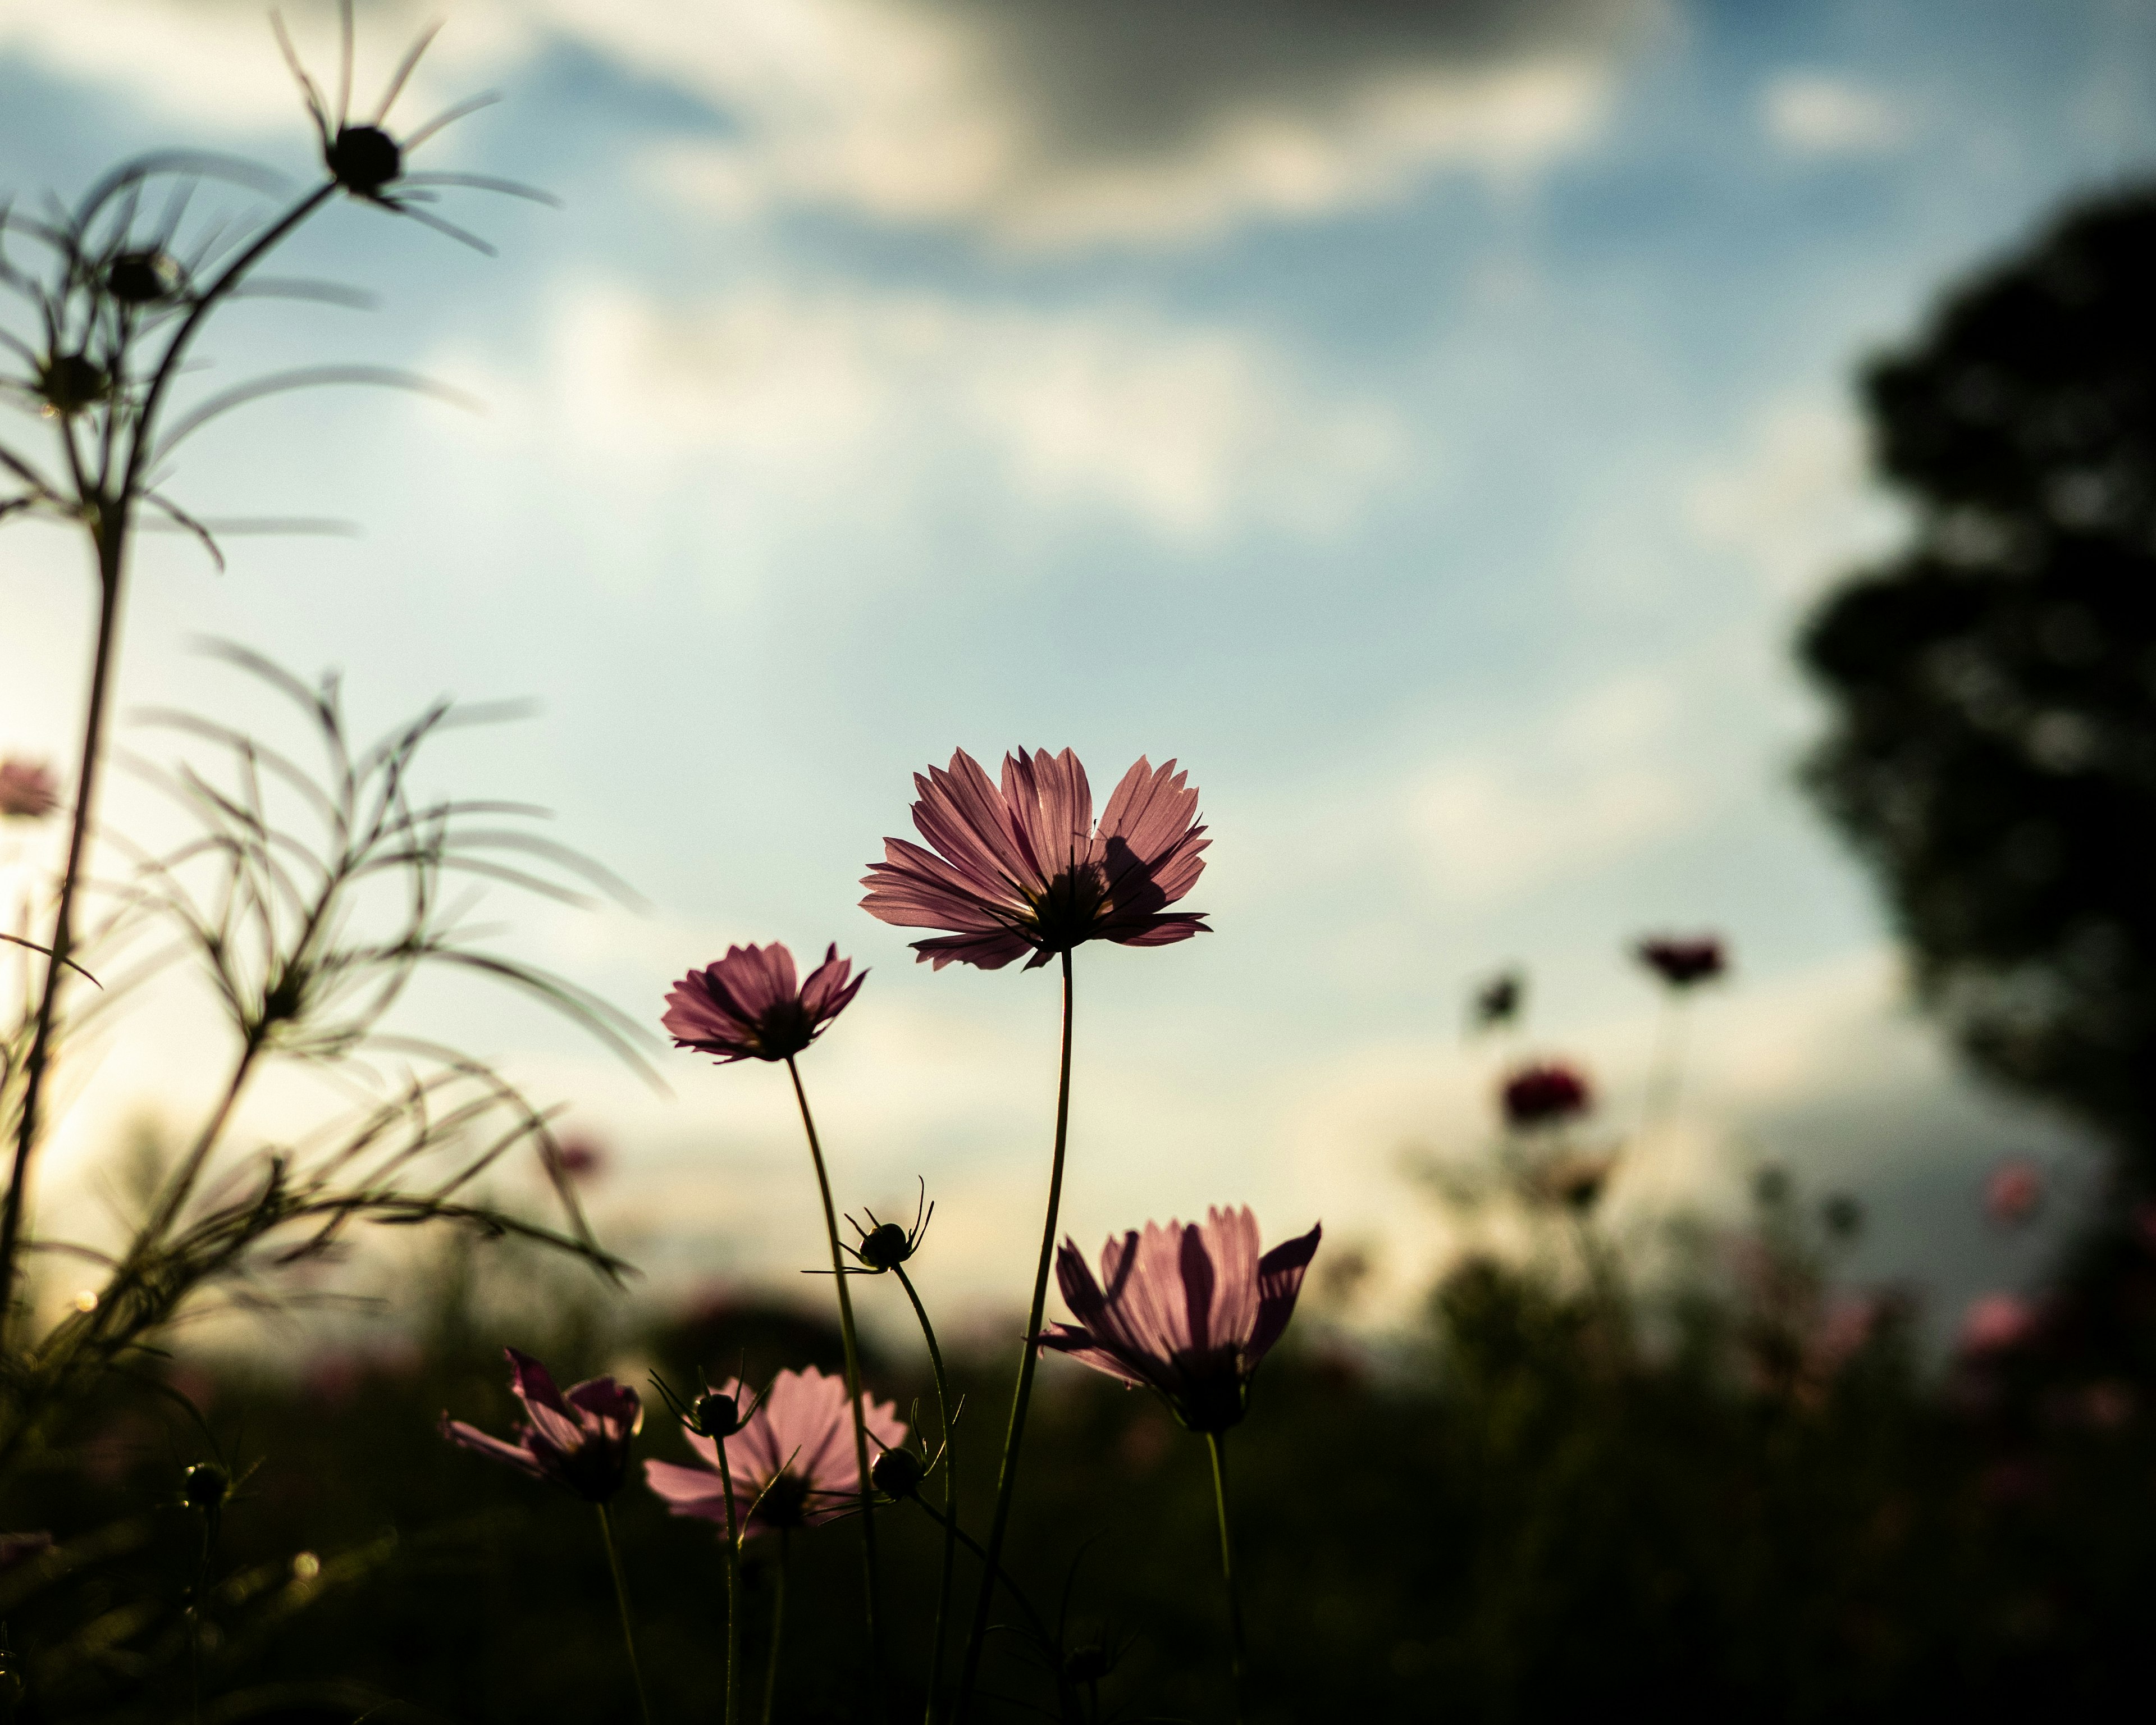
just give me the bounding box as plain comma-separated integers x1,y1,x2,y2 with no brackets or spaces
1761,72,1913,158
483,278,1403,547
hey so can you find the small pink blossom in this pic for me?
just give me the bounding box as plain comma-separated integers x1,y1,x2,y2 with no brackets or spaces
1039,1206,1321,1432
1959,1292,2039,1357
1985,1160,2043,1225
441,1348,642,1502
861,748,1208,971
1634,934,1728,988
645,1366,905,1538
663,942,865,1064
0,758,58,821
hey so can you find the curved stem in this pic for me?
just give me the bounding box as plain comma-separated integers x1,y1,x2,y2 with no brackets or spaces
911,1499,1049,1650
597,1501,653,1725
784,1056,883,1697
718,1439,742,1725
957,948,1074,1722
1206,1431,1246,1725
762,1528,790,1725
894,1262,958,1723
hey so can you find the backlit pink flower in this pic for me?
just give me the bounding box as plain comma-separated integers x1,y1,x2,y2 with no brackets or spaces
861,748,1208,971
1501,1061,1593,1130
1038,1206,1320,1433
441,1348,642,1501
1959,1292,2039,1357
645,1366,905,1537
1634,934,1728,989
663,942,865,1064
0,758,58,821
1985,1160,2043,1225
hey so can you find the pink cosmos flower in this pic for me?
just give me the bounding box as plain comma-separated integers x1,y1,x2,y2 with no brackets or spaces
860,748,1209,971
645,1366,906,1537
663,942,865,1064
1501,1061,1593,1130
1634,934,1728,989
0,758,58,821
440,1348,642,1502
1959,1292,2039,1357
1038,1206,1321,1433
1985,1160,2043,1225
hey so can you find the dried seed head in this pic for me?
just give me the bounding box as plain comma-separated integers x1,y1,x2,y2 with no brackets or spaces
870,1446,924,1500
328,125,403,196
107,249,186,305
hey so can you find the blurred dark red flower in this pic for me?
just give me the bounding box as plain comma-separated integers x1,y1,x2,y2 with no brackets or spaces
645,1366,905,1538
441,1348,641,1502
1985,1160,2043,1225
663,942,864,1064
1634,934,1728,989
1038,1205,1320,1433
0,758,59,821
1501,1061,1593,1130
861,747,1208,971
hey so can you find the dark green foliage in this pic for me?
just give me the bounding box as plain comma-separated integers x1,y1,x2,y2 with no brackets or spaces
1801,186,2156,1161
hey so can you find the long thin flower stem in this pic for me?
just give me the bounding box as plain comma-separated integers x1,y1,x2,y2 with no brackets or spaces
596,1501,653,1725
894,1261,958,1723
762,1528,790,1725
1207,1431,1247,1725
784,1056,883,1698
957,947,1075,1723
911,1500,1049,1649
718,1438,743,1725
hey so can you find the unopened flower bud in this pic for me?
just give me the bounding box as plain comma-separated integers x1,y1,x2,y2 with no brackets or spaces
695,1390,741,1436
182,1461,230,1511
870,1446,924,1500
107,250,185,305
37,354,108,418
857,1222,913,1271
328,125,403,196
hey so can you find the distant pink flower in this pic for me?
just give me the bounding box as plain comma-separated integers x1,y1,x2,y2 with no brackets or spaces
645,1366,905,1538
441,1348,642,1501
0,758,58,821
663,942,865,1064
1038,1206,1321,1432
860,748,1209,971
1634,934,1728,989
546,1134,607,1182
1985,1160,2043,1225
1959,1292,2039,1357
1501,1061,1593,1130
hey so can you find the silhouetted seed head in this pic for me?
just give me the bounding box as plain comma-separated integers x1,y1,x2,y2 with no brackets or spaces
329,124,403,196
870,1446,924,1500
182,1462,230,1512
1063,1644,1112,1685
37,354,109,418
693,1390,742,1437
857,1221,914,1271
107,249,186,305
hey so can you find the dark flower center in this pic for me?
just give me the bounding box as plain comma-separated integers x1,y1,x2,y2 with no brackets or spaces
329,125,403,195
1167,1358,1247,1434
755,1471,812,1527
747,998,816,1060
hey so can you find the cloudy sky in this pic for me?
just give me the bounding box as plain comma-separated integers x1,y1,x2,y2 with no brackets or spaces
3,0,2149,1345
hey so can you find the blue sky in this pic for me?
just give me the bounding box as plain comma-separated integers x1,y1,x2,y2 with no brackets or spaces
3,0,2149,1342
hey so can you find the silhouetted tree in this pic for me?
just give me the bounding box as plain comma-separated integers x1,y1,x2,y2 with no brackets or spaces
1801,188,2156,1171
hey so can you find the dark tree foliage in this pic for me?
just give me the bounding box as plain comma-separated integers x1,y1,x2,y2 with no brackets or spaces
1801,188,2156,1167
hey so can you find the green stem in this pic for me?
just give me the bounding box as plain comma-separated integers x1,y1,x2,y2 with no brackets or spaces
956,948,1075,1723
719,1439,742,1725
762,1528,790,1725
894,1262,958,1724
597,1502,653,1725
784,1057,883,1695
912,1499,1049,1649
1207,1431,1246,1725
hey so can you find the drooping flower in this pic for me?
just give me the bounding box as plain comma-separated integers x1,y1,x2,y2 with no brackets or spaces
441,1348,642,1502
1501,1061,1593,1130
663,942,865,1064
645,1366,906,1538
860,748,1209,971
1634,934,1728,989
0,758,59,822
1985,1160,2043,1225
1038,1207,1321,1434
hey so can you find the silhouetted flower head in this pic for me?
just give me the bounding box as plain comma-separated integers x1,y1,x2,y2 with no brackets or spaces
1986,1160,2043,1225
0,759,59,821
645,1367,905,1539
663,942,865,1064
1501,1061,1593,1130
106,249,186,306
1470,968,1525,1032
861,748,1209,971
1959,1292,2039,1358
441,1348,642,1502
1635,934,1728,989
870,1445,925,1500
1038,1206,1321,1434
